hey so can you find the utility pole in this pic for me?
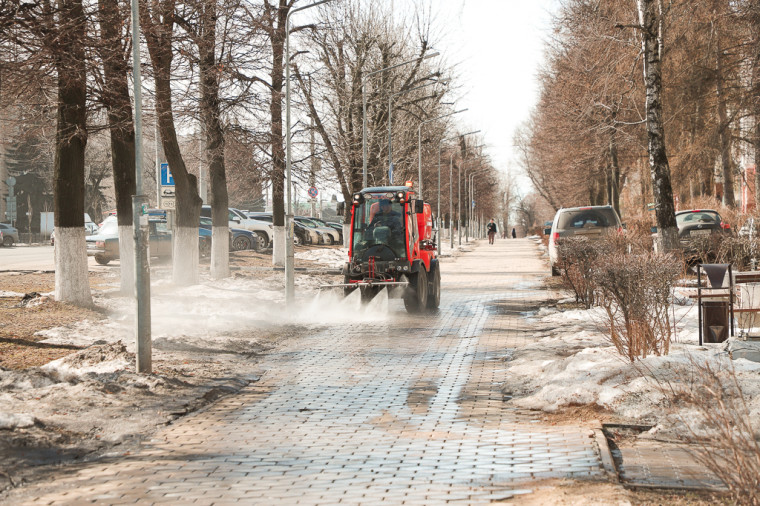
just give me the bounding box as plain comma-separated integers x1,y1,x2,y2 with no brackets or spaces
130,0,151,373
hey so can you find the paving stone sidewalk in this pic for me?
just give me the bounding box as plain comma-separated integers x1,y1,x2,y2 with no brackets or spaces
3,238,606,505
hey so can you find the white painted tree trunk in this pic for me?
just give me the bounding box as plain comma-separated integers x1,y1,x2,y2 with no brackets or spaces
272,225,285,267
211,226,230,280
173,226,199,285
54,227,92,306
343,224,350,248
118,225,135,294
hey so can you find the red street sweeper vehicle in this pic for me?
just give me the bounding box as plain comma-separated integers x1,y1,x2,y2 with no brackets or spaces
328,184,441,313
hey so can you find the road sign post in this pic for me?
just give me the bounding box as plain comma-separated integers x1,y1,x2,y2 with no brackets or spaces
159,163,176,210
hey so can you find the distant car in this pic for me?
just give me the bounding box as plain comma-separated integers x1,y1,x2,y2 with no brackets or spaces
295,216,339,245
84,218,210,265
654,209,731,262
201,206,272,250
0,223,19,247
309,217,343,243
246,213,313,245
675,209,730,241
199,216,256,251
548,205,623,276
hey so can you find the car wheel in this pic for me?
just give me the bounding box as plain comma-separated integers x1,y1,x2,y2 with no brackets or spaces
426,261,441,310
324,234,334,245
253,232,268,251
94,254,110,266
232,235,252,251
294,233,303,246
2,236,12,247
404,267,428,313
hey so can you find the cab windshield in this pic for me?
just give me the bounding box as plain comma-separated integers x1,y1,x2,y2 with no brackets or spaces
352,196,406,260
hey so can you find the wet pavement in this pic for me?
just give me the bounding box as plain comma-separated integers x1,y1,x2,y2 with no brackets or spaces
4,238,605,505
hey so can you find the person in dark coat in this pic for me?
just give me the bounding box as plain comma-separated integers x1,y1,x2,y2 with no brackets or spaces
511,227,517,239
486,219,497,244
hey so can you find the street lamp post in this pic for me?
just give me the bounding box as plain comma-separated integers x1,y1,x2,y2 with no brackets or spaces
445,130,479,250
437,130,478,254
388,80,447,184
463,145,485,242
459,143,484,245
362,52,439,188
467,167,490,241
285,0,333,305
417,109,466,200
130,0,151,373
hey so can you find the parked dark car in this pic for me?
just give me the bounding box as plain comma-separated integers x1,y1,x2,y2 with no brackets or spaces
675,209,730,241
199,217,256,251
0,223,19,247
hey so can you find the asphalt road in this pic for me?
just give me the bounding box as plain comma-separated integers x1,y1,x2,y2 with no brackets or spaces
0,245,112,271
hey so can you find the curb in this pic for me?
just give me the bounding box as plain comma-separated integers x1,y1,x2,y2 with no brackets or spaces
591,420,619,483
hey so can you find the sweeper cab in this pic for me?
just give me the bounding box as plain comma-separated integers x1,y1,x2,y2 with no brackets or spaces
331,184,441,313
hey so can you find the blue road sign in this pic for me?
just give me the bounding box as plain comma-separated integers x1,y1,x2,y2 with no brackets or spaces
161,163,175,186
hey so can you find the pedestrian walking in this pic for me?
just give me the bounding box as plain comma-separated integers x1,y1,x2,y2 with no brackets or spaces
511,227,517,239
486,219,497,245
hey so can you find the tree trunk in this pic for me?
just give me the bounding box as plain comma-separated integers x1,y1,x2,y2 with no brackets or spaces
269,1,288,267
609,119,621,217
140,0,203,284
638,0,678,251
54,0,91,306
198,0,229,280
98,0,137,293
715,30,735,207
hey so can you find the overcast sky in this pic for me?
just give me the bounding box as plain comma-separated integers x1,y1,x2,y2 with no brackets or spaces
425,0,558,194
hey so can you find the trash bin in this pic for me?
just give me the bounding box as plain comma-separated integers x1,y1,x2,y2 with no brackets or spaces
702,300,729,343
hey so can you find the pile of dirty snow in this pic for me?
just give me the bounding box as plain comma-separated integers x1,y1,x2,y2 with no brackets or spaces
295,248,347,269
503,300,760,438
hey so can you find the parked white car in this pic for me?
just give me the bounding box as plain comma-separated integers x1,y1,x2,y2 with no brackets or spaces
201,206,273,250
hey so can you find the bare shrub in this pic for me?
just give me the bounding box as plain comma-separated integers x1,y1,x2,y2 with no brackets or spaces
621,215,656,253
664,358,760,505
715,236,760,272
556,237,605,308
593,252,681,362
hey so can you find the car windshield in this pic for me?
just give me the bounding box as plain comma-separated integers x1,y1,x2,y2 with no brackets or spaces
676,211,719,227
352,196,406,259
557,209,618,229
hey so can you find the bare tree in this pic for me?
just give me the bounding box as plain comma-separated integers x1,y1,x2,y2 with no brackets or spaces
637,0,678,250
139,0,204,284
96,0,137,292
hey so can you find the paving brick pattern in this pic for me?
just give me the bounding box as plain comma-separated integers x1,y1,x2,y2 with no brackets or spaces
5,239,603,505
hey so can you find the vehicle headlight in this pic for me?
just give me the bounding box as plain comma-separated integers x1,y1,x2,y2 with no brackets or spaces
403,265,409,271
